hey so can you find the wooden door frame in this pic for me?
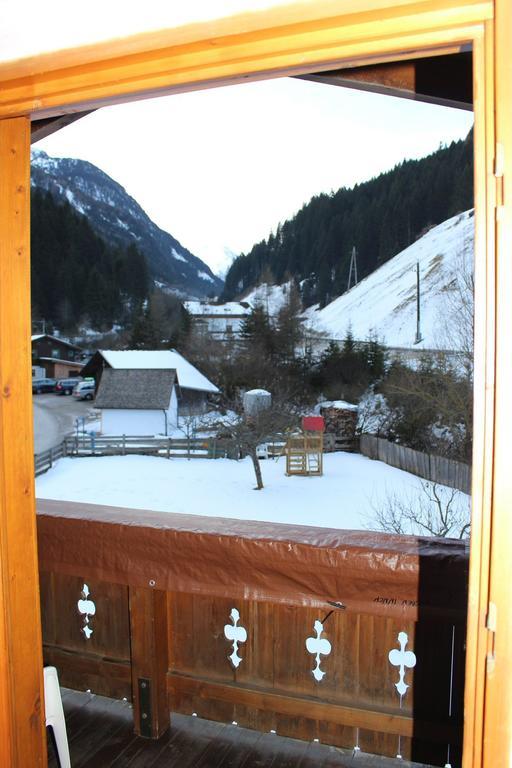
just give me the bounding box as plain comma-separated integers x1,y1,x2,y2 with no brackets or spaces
0,1,509,765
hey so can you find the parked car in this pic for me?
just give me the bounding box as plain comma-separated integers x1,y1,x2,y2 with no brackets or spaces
32,378,56,394
73,380,96,401
55,377,82,396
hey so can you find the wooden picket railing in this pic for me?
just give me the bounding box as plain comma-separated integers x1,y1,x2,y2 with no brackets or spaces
359,435,471,494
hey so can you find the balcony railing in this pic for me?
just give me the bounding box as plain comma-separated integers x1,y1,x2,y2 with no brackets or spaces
37,498,468,766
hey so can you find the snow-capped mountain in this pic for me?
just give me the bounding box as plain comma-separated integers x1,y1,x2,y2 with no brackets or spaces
31,149,223,299
303,210,474,350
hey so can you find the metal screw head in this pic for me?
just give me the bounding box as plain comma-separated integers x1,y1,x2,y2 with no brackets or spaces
149,579,156,587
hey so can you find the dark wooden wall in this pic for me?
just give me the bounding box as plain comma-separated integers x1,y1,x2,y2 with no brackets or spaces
37,503,467,766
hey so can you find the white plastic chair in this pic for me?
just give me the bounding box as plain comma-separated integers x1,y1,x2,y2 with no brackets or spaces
44,666,71,768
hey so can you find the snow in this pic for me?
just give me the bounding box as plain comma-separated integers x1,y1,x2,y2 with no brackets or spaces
36,452,470,534
316,400,358,412
184,301,250,316
99,349,219,393
303,211,474,350
198,270,215,283
171,248,187,263
242,281,293,317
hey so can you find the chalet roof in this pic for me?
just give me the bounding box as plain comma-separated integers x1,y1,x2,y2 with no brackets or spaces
31,333,82,351
95,368,177,410
96,350,219,393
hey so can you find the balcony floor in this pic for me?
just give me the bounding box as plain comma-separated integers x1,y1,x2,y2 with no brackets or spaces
48,689,433,768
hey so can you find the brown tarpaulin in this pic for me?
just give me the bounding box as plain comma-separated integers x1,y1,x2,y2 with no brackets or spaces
37,499,468,621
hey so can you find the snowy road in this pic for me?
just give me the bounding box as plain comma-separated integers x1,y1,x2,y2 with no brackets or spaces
33,394,91,453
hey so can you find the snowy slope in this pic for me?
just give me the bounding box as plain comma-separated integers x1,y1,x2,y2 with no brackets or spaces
241,282,293,317
303,210,474,350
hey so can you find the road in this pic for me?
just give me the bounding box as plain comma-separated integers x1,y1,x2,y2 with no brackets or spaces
33,394,93,454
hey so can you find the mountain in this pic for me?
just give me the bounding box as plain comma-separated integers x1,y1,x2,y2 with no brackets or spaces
31,149,223,299
222,132,473,306
31,186,151,329
303,209,474,350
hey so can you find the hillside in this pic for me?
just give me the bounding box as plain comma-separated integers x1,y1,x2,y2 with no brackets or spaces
222,132,473,306
31,149,223,298
31,187,150,330
303,209,474,350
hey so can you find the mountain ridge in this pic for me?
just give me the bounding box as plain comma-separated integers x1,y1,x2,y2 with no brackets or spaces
31,149,223,299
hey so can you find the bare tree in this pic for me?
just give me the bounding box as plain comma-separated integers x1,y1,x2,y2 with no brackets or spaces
215,398,300,490
436,222,474,379
369,480,470,539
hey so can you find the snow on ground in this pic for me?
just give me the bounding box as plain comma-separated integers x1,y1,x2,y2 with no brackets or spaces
242,281,293,317
303,210,474,350
36,452,470,534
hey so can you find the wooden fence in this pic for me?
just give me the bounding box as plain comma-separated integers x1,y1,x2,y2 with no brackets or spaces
37,499,468,766
34,443,67,477
34,435,241,475
359,435,471,494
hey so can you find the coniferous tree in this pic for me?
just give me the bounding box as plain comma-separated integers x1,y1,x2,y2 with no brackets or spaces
221,131,474,306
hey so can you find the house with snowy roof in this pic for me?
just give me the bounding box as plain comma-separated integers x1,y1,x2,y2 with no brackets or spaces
81,349,219,417
95,368,178,435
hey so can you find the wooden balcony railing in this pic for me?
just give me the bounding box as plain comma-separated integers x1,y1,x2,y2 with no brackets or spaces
37,499,468,766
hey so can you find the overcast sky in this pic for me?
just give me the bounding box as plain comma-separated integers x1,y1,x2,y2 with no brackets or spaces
36,76,473,275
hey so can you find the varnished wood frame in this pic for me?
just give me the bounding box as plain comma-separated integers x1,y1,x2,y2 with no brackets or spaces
0,1,509,765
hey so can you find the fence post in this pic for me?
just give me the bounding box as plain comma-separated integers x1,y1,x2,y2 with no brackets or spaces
167,438,170,460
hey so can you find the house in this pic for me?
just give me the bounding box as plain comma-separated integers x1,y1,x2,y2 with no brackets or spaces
81,349,219,415
31,333,83,378
95,368,178,435
183,301,251,341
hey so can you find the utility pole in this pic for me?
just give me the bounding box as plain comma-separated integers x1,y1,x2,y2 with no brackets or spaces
347,246,358,291
414,261,423,344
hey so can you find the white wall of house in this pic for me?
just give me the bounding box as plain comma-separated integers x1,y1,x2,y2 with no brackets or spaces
102,389,178,435
169,385,178,427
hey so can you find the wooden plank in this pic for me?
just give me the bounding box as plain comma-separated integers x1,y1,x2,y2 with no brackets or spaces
0,116,46,766
480,0,512,762
43,646,131,700
129,587,170,738
167,673,461,742
299,51,473,110
0,2,492,120
461,24,495,768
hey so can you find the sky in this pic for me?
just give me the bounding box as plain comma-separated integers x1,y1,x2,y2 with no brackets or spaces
35,76,473,276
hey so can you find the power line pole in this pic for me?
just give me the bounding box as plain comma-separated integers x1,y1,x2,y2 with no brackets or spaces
414,261,423,344
347,246,358,291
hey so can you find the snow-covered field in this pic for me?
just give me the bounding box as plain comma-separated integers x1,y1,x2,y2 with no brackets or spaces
303,210,474,350
36,452,470,534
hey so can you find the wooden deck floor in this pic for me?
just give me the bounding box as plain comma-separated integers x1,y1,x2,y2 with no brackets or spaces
48,689,433,768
